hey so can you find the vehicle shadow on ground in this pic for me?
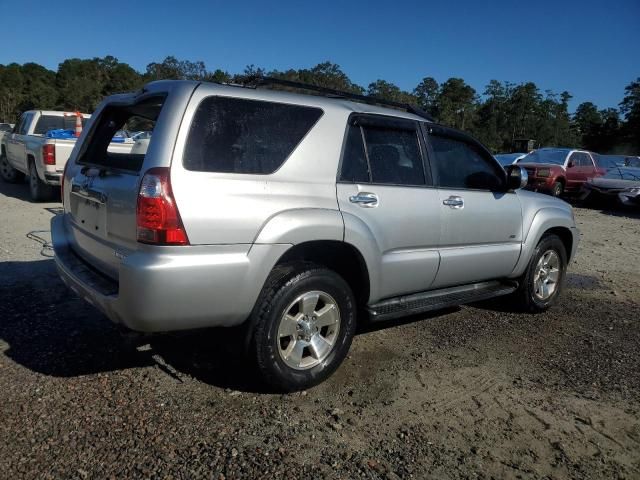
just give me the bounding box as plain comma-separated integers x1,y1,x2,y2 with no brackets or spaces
0,258,470,393
0,177,61,203
471,273,605,313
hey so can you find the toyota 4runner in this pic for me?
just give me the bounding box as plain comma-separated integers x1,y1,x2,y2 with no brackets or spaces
51,79,579,391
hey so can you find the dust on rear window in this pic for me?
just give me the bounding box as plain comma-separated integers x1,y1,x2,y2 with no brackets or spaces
183,96,323,174
77,96,164,172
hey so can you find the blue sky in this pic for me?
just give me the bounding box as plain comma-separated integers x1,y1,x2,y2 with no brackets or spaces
1,0,638,111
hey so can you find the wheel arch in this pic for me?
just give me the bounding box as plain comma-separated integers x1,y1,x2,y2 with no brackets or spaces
274,240,371,309
510,207,577,277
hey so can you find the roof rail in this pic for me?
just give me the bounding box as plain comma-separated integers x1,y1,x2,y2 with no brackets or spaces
240,75,434,122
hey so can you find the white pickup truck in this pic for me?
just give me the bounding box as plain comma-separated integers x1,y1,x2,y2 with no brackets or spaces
0,110,134,201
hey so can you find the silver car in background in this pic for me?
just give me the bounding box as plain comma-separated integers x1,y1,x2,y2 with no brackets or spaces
51,79,579,391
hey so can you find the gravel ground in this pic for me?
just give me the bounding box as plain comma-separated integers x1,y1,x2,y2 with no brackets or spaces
1,179,639,479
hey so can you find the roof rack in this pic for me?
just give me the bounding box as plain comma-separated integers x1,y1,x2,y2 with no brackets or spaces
240,75,434,122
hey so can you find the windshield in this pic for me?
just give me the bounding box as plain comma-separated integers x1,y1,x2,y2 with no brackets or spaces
594,154,624,168
603,167,640,181
0,124,12,132
33,115,89,135
520,149,568,165
494,153,523,166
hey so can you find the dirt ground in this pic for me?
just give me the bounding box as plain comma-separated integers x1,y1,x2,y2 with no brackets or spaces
1,179,639,479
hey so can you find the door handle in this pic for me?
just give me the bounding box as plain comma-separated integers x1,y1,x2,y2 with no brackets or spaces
443,196,464,209
349,192,378,207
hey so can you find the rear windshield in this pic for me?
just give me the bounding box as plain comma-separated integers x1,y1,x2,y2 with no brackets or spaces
33,115,89,135
77,96,165,172
183,96,323,174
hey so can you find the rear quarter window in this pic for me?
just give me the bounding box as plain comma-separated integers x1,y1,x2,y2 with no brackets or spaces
183,96,323,174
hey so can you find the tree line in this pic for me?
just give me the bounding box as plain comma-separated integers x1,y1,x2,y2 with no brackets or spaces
1,56,638,154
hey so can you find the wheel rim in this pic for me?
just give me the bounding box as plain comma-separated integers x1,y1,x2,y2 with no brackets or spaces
533,250,561,301
1,156,14,179
277,290,341,370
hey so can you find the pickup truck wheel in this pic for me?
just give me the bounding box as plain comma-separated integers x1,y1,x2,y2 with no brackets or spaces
0,153,24,184
251,263,356,392
512,234,567,313
551,181,564,197
29,161,55,202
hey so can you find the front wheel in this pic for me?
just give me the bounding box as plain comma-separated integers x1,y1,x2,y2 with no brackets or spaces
29,161,55,202
251,263,356,392
0,153,24,184
510,234,567,312
551,181,564,197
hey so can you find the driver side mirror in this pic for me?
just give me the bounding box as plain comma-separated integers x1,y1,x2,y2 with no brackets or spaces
505,165,528,190
567,160,575,168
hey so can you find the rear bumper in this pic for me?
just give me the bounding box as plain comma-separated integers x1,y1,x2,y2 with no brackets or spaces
51,214,289,332
44,172,62,185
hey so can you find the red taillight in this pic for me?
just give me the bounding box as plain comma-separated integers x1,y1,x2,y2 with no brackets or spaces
43,144,55,165
136,168,188,245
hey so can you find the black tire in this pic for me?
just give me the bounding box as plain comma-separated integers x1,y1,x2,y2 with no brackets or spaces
29,161,55,202
551,181,564,197
0,152,25,184
510,234,567,313
250,263,356,392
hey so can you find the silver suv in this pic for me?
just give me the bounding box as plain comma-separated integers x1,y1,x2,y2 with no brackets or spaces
52,79,579,391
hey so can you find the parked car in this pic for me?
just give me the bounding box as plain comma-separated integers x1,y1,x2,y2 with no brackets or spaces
593,154,639,169
0,110,135,201
0,123,13,147
580,167,640,206
51,80,579,391
495,153,526,167
516,148,606,197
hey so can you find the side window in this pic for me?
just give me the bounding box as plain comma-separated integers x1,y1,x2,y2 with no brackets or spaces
339,124,369,183
429,133,505,191
568,152,581,167
16,114,28,135
184,96,323,174
361,125,425,185
583,153,595,167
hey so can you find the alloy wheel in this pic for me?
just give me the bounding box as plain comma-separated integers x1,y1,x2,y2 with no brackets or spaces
277,290,341,370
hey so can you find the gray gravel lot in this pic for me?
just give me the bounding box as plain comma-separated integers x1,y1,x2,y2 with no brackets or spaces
1,180,639,479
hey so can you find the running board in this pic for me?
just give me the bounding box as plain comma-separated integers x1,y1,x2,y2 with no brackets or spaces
367,280,517,322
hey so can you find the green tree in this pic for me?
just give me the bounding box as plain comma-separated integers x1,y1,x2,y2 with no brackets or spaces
413,77,439,114
619,78,640,151
435,78,476,130
56,58,105,111
367,79,415,104
573,102,602,150
0,63,25,122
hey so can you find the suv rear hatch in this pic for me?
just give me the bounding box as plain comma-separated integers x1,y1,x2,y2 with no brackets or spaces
62,93,174,280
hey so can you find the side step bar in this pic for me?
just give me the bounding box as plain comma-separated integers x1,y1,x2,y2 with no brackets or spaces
367,280,517,322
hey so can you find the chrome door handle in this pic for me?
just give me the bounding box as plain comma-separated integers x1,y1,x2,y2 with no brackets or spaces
443,196,464,209
349,192,378,207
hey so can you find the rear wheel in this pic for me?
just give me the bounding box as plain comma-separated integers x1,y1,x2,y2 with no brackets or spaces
551,181,564,197
251,263,356,392
0,153,24,184
29,161,55,202
510,234,567,312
